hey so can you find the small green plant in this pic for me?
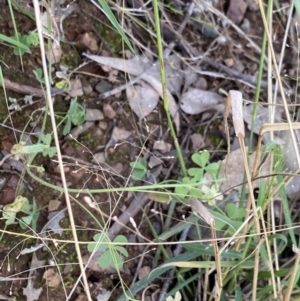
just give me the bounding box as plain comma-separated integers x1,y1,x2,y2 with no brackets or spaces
63,98,86,135
2,196,39,230
3,31,39,55
33,68,45,84
130,157,147,180
87,234,128,270
11,133,57,159
175,150,221,205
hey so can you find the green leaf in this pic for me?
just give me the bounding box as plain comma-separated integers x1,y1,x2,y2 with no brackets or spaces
204,163,220,176
114,235,127,244
115,246,128,257
33,68,45,84
36,165,45,173
225,203,246,220
130,159,147,180
97,0,134,52
187,168,203,181
55,80,67,90
63,119,72,135
98,250,112,268
20,215,32,228
0,33,30,52
130,161,146,171
41,134,52,146
43,147,57,158
192,150,209,168
26,31,39,46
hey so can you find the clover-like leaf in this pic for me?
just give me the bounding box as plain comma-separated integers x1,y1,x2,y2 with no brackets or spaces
192,150,210,168
205,163,220,177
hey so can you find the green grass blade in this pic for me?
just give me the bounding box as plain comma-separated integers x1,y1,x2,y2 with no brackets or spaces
116,251,199,301
97,0,134,52
0,33,30,52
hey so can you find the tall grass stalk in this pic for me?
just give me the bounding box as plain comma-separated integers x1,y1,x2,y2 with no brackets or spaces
31,1,92,300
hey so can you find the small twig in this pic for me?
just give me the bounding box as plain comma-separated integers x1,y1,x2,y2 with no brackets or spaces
0,78,61,97
0,153,13,167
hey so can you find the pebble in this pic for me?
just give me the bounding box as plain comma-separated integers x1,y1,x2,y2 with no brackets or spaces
241,18,250,34
95,80,113,94
92,152,106,164
85,109,104,121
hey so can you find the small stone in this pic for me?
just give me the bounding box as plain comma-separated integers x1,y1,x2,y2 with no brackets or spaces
103,104,116,119
48,200,61,212
194,77,207,90
241,18,250,34
153,141,172,153
92,152,106,164
148,155,162,169
85,109,104,121
138,266,151,280
95,80,112,94
67,122,94,139
190,133,205,151
224,58,234,67
83,83,93,95
99,121,107,130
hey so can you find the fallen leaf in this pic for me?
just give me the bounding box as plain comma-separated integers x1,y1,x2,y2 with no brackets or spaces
103,104,116,119
76,32,98,52
23,279,43,301
40,208,67,239
68,78,84,97
126,82,159,119
180,88,224,115
43,268,61,288
82,53,180,131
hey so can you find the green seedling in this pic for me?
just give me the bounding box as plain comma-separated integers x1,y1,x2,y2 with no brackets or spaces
63,98,86,135
130,157,147,180
4,31,39,56
88,234,128,270
11,133,57,159
97,0,134,52
2,196,39,230
33,68,45,84
175,150,221,205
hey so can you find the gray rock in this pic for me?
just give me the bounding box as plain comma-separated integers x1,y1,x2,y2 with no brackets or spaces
95,80,113,94
85,109,104,121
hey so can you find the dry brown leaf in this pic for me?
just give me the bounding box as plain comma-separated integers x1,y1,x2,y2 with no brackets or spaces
82,53,180,131
68,78,83,97
230,90,244,137
189,197,214,226
126,82,159,119
46,41,62,64
210,147,271,194
76,32,98,52
43,268,61,288
180,88,224,115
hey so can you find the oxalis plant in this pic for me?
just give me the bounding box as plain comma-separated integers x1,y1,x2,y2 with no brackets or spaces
174,150,222,205
87,233,128,270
